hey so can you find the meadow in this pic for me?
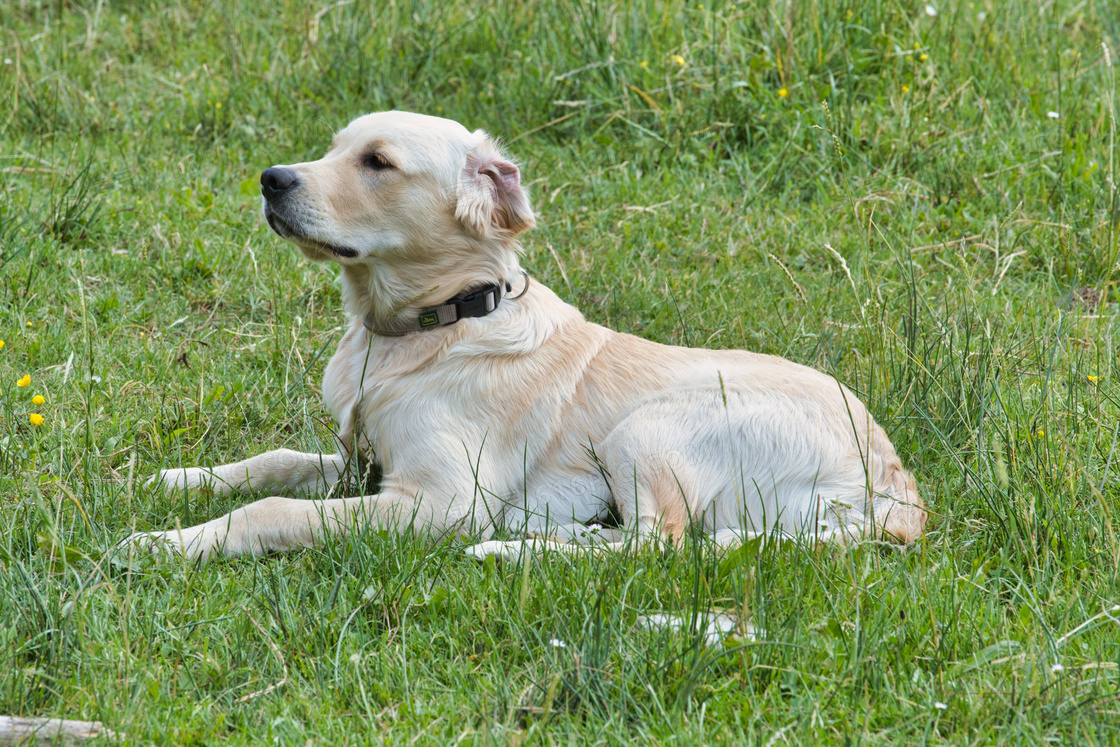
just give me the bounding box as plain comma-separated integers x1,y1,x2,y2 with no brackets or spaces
1,0,1118,743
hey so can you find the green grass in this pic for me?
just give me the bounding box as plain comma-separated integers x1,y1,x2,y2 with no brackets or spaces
1,0,1119,743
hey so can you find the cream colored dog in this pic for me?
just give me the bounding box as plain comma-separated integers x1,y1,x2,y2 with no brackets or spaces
129,111,925,562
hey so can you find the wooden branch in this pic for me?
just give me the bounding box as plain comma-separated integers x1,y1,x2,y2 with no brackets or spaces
0,716,116,743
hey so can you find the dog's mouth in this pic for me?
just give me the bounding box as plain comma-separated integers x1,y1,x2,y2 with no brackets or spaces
265,209,359,259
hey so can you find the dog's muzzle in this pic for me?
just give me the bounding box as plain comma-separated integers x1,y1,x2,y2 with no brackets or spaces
259,170,360,259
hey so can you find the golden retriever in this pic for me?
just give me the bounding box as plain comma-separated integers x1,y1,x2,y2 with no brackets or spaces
128,111,925,561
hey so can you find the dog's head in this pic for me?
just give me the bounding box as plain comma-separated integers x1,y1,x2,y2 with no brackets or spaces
260,111,535,265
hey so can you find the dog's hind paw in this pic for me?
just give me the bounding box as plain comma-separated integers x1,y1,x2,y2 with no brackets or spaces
464,538,578,562
464,540,525,562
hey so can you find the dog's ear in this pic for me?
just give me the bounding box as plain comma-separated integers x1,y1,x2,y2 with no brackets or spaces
457,137,535,238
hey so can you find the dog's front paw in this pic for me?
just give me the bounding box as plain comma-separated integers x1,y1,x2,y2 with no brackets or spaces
116,527,211,562
119,530,185,557
147,467,213,493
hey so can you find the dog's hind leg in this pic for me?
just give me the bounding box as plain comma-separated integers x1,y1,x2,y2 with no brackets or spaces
152,449,350,497
463,527,774,563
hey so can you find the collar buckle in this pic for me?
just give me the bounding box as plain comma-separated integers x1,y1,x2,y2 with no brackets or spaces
363,271,529,336
450,284,502,322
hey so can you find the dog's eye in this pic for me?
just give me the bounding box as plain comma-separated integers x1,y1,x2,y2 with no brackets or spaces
362,152,394,171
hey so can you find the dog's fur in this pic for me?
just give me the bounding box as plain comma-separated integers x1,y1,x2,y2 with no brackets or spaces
130,111,925,561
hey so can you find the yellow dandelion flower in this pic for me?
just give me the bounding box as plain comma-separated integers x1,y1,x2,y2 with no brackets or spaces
902,84,910,93
1036,428,1045,437
672,54,686,67
17,374,30,387
919,54,929,61
0,339,5,351
29,413,44,426
25,321,31,327
640,60,648,68
32,394,45,406
1087,375,1098,383
215,102,222,109
778,87,788,98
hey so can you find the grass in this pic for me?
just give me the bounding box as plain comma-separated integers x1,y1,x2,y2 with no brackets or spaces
1,0,1119,743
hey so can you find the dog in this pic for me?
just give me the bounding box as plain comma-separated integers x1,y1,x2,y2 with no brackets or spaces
127,111,925,562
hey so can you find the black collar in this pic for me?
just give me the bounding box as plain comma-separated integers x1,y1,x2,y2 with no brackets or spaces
362,271,529,336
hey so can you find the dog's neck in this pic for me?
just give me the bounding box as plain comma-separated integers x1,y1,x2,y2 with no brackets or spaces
340,249,521,336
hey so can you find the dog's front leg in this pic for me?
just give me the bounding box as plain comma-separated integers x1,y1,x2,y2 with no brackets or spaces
126,491,442,562
154,449,349,497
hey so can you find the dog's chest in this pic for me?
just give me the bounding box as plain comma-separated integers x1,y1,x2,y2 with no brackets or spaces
321,327,534,462
321,327,419,448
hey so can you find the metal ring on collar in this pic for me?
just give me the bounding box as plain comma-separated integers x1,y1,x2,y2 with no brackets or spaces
507,269,531,300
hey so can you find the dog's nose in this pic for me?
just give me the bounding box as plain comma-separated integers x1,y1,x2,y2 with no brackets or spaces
260,167,299,196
